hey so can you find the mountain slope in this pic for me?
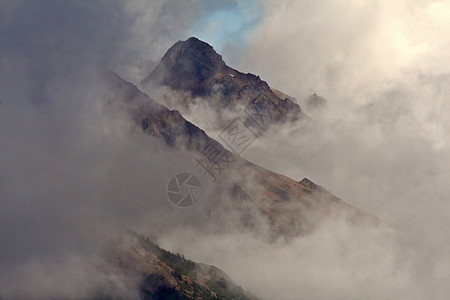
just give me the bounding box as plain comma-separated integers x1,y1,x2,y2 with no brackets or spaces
106,69,378,238
107,233,257,300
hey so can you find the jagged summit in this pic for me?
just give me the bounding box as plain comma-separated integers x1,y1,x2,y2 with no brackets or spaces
142,37,228,95
142,36,254,97
142,37,305,130
179,36,226,68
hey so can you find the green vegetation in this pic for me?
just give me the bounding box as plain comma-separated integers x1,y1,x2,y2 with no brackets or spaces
139,236,256,300
141,237,197,276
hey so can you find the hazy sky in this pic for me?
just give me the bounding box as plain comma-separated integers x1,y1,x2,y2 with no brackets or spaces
1,1,450,299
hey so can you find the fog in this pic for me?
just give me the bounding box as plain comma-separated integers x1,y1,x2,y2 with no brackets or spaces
155,1,450,299
1,0,450,299
0,1,217,298
199,1,450,298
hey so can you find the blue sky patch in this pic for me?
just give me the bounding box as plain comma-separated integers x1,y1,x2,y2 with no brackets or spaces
188,0,262,52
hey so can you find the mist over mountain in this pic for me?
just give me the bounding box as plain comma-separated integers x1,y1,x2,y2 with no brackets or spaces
141,37,306,134
108,67,377,238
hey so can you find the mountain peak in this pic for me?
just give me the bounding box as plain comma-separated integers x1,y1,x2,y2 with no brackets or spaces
185,36,211,46
142,37,228,94
142,37,306,131
174,36,223,62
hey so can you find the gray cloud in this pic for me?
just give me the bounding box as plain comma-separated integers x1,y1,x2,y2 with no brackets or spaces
2,0,450,299
0,1,230,298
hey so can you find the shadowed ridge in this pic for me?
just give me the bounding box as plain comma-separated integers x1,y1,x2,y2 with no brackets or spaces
104,68,221,153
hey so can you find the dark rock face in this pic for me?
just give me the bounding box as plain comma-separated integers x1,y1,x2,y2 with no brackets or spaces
143,37,227,97
142,37,306,130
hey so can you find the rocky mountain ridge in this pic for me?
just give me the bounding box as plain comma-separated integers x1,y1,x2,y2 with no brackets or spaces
106,68,378,238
